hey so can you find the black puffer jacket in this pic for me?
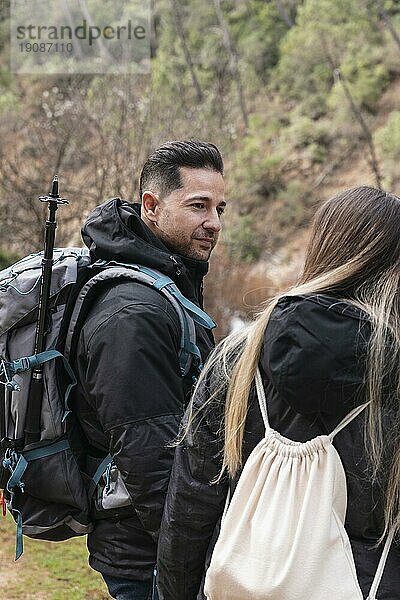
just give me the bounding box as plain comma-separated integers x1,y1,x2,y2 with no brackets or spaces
157,294,400,600
74,198,214,580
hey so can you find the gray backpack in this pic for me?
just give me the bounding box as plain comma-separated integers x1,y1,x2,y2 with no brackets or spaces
0,247,214,558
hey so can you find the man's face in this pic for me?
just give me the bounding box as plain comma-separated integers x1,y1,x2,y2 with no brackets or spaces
142,166,226,261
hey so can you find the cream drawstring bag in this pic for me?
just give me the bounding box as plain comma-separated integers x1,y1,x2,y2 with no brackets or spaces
204,368,394,600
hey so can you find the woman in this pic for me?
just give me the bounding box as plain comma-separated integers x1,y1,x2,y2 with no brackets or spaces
156,186,400,600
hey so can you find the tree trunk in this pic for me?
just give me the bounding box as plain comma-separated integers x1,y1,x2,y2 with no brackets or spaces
213,0,249,131
321,38,383,188
333,69,383,189
170,0,203,103
77,0,114,63
376,0,400,53
61,0,83,58
274,0,294,28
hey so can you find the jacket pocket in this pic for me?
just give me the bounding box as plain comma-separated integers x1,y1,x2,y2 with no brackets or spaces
95,463,132,511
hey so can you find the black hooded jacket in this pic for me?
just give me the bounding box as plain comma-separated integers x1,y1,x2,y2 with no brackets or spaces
157,294,400,600
74,198,215,580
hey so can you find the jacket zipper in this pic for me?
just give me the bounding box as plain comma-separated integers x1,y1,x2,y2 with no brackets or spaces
170,255,182,276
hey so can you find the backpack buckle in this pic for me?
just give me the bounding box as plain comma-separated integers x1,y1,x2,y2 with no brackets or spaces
0,359,20,392
9,356,30,375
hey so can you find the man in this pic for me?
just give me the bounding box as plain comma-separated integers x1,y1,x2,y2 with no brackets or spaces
74,140,225,600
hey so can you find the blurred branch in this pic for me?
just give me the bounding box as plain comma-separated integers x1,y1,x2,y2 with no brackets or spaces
61,0,83,58
273,0,294,28
321,36,383,188
77,0,113,62
333,68,383,189
376,0,400,53
170,0,203,102
213,0,249,132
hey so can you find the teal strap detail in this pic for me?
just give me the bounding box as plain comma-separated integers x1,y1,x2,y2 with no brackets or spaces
177,294,192,376
137,266,176,293
87,263,212,375
3,440,70,559
15,511,23,560
151,275,175,291
10,349,62,375
33,349,77,420
138,265,216,329
9,349,76,421
185,341,201,362
23,438,70,462
167,288,216,329
180,344,202,374
137,265,164,280
6,453,28,492
92,453,113,486
3,451,28,560
137,265,214,375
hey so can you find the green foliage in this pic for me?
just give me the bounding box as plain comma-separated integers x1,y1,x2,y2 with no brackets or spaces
0,89,17,113
0,0,397,268
281,115,330,149
374,111,400,185
307,142,328,163
230,1,289,84
240,138,282,180
275,25,332,117
225,214,264,263
328,48,389,112
274,0,383,116
272,180,308,229
234,127,284,203
0,65,12,87
375,111,400,157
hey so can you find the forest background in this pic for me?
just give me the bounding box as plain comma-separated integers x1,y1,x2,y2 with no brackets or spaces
1,0,400,335
0,0,399,597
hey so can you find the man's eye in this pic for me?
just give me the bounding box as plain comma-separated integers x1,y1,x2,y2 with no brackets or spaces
192,203,205,209
217,207,225,216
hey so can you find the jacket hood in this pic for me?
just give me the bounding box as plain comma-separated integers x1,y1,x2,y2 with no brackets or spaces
81,198,209,303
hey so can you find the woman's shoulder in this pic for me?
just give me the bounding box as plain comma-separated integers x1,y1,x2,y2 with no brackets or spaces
263,293,371,417
272,293,370,323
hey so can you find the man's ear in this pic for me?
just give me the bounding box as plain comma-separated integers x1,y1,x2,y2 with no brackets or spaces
141,191,161,225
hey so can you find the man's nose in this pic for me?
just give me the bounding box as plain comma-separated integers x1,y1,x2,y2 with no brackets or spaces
203,209,222,233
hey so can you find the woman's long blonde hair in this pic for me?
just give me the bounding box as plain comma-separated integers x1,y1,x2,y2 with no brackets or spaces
193,186,400,539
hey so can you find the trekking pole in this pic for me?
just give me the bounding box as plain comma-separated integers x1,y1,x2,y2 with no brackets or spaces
24,176,68,446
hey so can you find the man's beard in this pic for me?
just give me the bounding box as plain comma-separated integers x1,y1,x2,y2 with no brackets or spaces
158,230,215,261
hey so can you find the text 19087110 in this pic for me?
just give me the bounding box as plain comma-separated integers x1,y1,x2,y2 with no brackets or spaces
19,42,73,53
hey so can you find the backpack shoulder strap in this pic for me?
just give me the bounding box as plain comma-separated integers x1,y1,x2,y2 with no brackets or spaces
138,265,216,329
137,265,216,374
366,526,396,599
328,401,370,441
255,366,370,440
255,367,270,430
64,263,215,377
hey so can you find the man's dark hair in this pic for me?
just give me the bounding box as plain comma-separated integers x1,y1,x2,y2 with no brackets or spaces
139,140,224,200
